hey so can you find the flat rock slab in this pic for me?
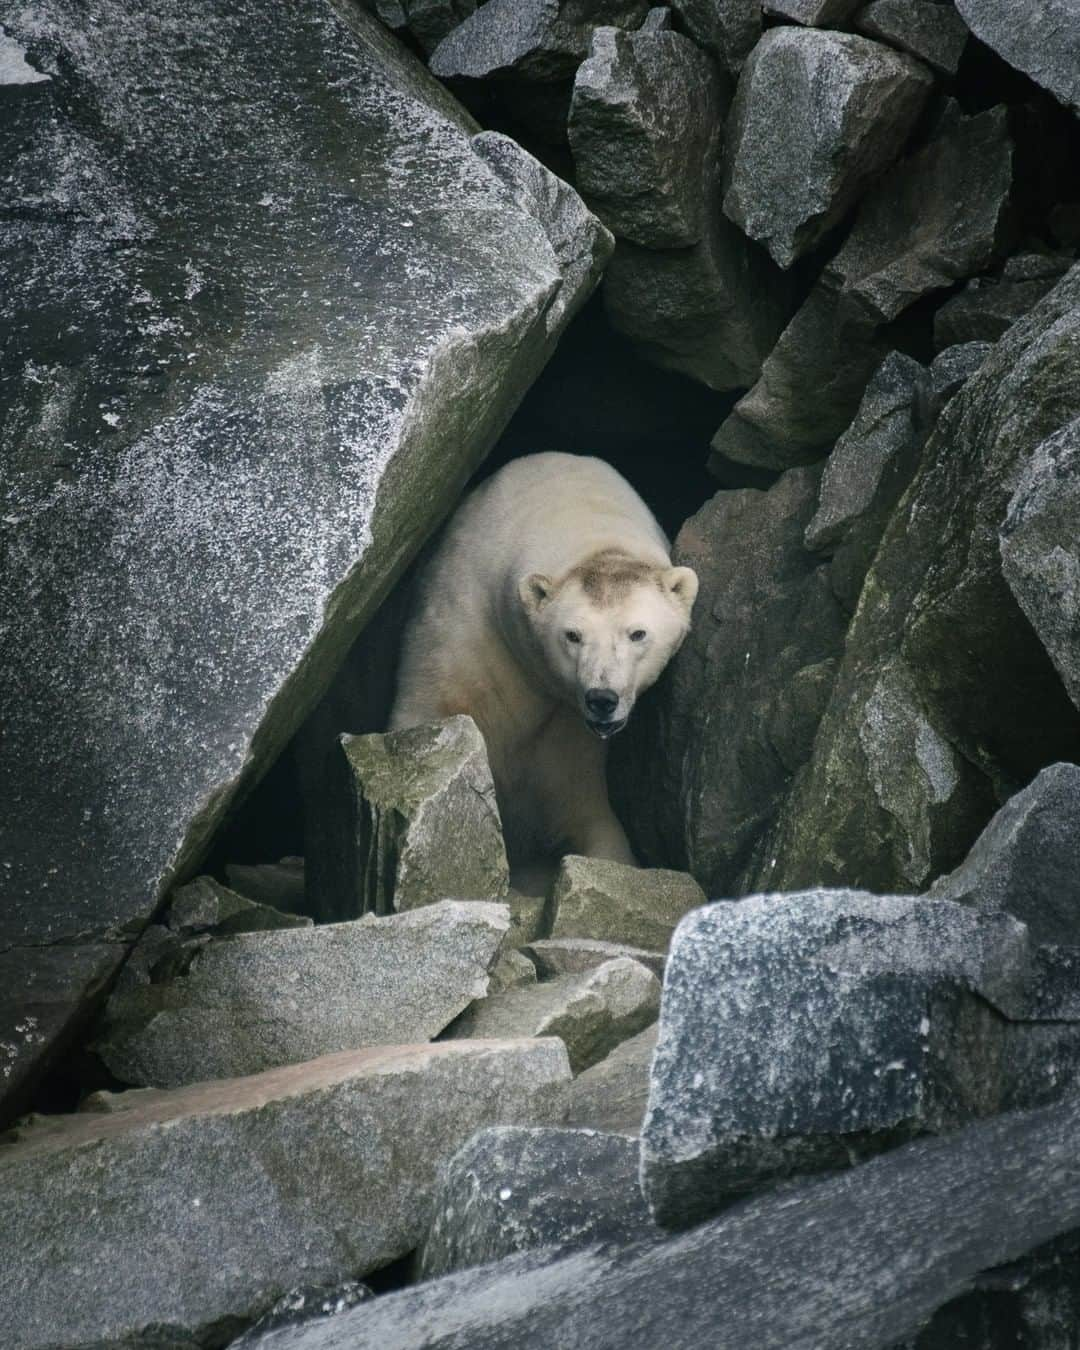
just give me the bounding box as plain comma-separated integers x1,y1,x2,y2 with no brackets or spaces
312,716,510,921
723,28,932,268
564,1023,658,1134
954,0,1080,115
641,890,1035,1228
523,938,665,980
856,0,969,76
0,0,608,1123
230,1092,1080,1350
95,900,510,1087
419,1125,655,1278
0,1040,571,1350
549,855,707,950
445,957,661,1073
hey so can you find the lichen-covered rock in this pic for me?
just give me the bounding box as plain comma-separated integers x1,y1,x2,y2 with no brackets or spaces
855,0,969,76
0,0,610,1124
1000,418,1080,715
712,105,1013,469
549,855,707,951
523,938,665,980
0,1041,571,1350
373,0,479,54
310,716,509,921
419,1126,654,1279
723,29,932,269
804,351,928,611
954,0,1080,114
763,0,863,22
564,1023,658,1134
613,468,847,894
95,900,510,1087
759,265,1080,895
444,957,661,1073
668,0,760,71
569,24,721,248
429,0,651,82
640,891,1037,1229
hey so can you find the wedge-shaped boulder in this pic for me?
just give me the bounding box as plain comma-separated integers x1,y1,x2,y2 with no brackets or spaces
855,0,969,76
712,105,1013,469
549,855,707,951
723,29,932,269
954,0,1080,115
640,891,1036,1228
311,716,509,921
564,1023,658,1134
0,1040,571,1350
419,1125,654,1278
232,1092,1080,1350
569,24,721,248
95,900,509,1087
668,0,761,71
445,957,661,1073
0,0,610,1125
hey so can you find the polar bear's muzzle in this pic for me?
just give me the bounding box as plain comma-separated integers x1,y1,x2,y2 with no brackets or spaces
586,715,628,739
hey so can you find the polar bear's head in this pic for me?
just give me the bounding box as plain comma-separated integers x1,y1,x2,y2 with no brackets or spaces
519,551,699,738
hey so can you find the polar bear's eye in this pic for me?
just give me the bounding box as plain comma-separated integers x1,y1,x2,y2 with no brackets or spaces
630,629,647,642
565,630,582,644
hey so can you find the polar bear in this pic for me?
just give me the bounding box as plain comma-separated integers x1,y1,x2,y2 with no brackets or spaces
389,453,698,868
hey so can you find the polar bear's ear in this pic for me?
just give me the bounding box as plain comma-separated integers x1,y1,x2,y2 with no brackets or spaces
519,573,554,611
664,566,699,614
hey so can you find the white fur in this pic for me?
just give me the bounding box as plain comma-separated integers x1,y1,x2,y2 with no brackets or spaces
389,453,698,866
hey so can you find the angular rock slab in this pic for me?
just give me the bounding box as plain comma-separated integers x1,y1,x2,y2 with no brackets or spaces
549,855,707,951
1000,417,1080,714
641,890,1034,1229
445,957,661,1073
855,0,969,77
523,938,666,980
419,1125,654,1278
229,1093,1080,1350
954,0,1080,115
373,0,479,54
934,264,1071,350
763,0,863,22
669,0,761,72
723,28,932,269
0,1040,571,1350
311,716,509,921
569,24,721,248
0,0,609,1123
712,105,1013,469
95,900,510,1087
564,1022,658,1134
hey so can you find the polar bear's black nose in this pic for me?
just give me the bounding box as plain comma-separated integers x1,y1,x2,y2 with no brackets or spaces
585,688,619,719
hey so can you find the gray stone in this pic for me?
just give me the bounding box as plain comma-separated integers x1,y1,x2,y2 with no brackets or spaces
429,0,651,82
373,0,479,53
856,0,969,76
763,0,863,22
230,1280,373,1349
723,29,932,269
226,857,307,916
549,855,707,951
1001,418,1080,715
669,0,761,71
564,1023,658,1134
95,900,510,1087
640,890,1037,1229
310,716,509,922
612,468,847,894
805,351,928,612
419,1125,654,1279
506,888,550,946
444,957,661,1074
569,25,722,249
225,1092,1080,1350
954,0,1080,115
712,105,1013,469
0,0,609,1123
934,267,1070,350
168,875,312,936
928,341,991,412
488,947,540,995
523,938,665,980
0,1041,570,1350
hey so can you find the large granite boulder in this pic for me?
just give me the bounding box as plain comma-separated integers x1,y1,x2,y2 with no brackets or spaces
0,0,610,1125
712,104,1014,470
548,855,707,951
723,28,932,269
612,466,848,892
756,264,1080,895
668,0,761,72
228,1091,1080,1350
0,1040,571,1350
855,0,969,77
94,900,510,1087
308,715,509,922
954,0,1080,115
418,1125,654,1278
640,890,1039,1229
